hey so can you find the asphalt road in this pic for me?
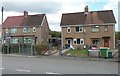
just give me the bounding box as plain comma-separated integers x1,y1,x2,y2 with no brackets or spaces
1,55,118,74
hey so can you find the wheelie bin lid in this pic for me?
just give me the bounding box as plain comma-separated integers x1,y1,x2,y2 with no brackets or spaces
99,47,110,50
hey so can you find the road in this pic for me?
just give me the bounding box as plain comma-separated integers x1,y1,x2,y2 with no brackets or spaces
1,55,118,74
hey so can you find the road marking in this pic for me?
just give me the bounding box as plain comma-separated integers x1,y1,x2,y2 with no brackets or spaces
16,69,30,72
46,72,60,74
0,68,5,70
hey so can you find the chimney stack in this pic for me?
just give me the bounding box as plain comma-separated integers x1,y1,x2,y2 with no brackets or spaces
24,11,28,17
85,6,88,12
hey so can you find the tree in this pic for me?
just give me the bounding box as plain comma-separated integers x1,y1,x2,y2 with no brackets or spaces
49,30,61,38
115,31,120,40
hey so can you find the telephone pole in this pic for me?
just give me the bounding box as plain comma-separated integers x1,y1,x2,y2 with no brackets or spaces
1,7,4,53
1,7,4,25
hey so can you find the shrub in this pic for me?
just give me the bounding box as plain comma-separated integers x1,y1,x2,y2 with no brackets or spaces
35,44,48,55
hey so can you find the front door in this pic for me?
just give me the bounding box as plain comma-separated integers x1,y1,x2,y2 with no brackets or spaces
67,39,71,45
104,38,109,47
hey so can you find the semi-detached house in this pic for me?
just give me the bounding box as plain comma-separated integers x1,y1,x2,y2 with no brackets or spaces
2,11,49,54
60,6,116,49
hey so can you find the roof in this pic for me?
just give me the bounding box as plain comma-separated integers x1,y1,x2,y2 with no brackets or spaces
60,10,116,26
3,14,45,28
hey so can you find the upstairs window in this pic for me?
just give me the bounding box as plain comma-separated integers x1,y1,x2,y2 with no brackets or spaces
5,28,8,33
105,26,108,32
73,38,84,45
92,26,99,32
23,27,30,33
11,28,17,33
67,27,71,33
33,27,36,32
75,26,83,32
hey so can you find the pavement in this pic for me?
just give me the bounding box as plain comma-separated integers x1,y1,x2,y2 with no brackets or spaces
1,53,119,62
52,49,70,56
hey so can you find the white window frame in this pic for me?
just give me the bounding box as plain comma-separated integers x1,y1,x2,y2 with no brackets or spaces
24,38,31,43
66,39,71,44
105,26,108,32
5,28,8,33
92,26,99,32
33,27,36,32
11,28,17,33
23,27,30,33
67,27,71,33
75,26,83,33
73,38,84,45
10,38,18,43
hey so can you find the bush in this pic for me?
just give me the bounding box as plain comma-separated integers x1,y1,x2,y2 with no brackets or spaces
35,44,48,55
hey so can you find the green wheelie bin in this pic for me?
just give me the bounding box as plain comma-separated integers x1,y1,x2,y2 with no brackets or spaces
99,47,109,58
108,52,112,58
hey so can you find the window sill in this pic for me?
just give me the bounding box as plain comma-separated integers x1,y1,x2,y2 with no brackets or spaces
67,32,71,33
23,32,30,34
75,32,83,33
73,44,84,45
92,31,99,33
11,33,17,34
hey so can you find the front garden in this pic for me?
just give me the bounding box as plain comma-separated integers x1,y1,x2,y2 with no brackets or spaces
63,49,89,57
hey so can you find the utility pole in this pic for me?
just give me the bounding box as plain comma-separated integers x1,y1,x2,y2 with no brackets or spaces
1,7,4,53
1,7,4,25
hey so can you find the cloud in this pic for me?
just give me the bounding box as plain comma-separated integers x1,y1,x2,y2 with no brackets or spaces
47,3,86,31
103,0,119,31
2,2,62,14
1,0,119,31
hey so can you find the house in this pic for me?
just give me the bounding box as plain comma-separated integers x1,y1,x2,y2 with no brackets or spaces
60,6,116,49
0,24,1,38
2,11,49,54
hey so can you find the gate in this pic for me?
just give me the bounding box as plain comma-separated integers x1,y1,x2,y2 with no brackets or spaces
9,43,33,55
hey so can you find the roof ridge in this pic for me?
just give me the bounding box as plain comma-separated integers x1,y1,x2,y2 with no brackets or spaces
62,10,113,15
8,15,24,18
28,14,45,16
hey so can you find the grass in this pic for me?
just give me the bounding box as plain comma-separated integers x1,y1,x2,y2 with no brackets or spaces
63,49,89,57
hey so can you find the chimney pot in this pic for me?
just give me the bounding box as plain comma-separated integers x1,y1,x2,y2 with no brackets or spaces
85,6,88,12
24,11,28,17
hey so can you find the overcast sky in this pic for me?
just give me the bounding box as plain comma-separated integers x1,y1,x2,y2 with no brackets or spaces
0,0,119,31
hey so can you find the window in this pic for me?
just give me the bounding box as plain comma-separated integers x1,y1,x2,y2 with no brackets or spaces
105,26,108,32
5,28,8,33
67,27,71,33
23,27,30,33
74,38,84,45
92,26,99,32
10,39,18,43
91,39,101,44
33,27,36,32
75,26,83,32
11,28,17,33
24,38,31,43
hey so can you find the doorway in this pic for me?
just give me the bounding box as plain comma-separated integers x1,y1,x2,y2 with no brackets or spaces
104,38,109,47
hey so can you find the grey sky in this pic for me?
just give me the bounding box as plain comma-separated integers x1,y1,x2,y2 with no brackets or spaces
0,0,119,31
2,2,62,14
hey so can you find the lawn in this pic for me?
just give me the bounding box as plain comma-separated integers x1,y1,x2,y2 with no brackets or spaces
63,49,89,57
